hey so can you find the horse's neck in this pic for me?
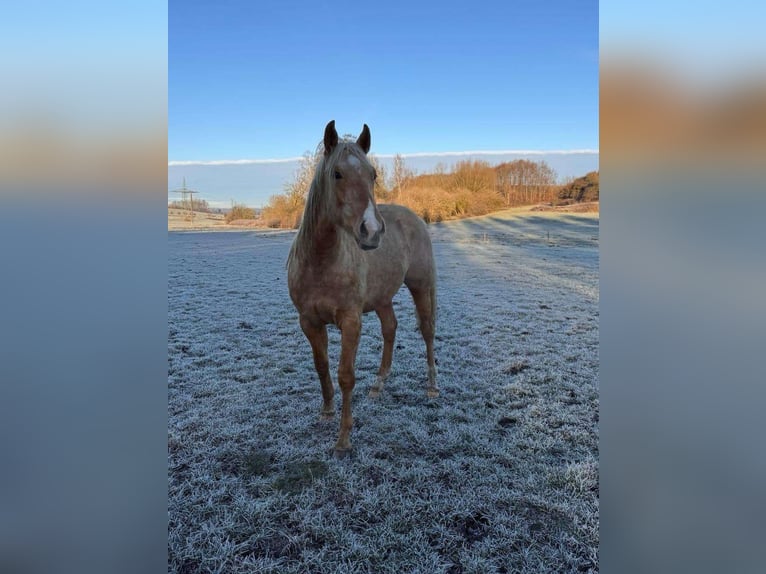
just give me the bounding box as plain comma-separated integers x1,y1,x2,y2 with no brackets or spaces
298,221,351,269
308,222,337,260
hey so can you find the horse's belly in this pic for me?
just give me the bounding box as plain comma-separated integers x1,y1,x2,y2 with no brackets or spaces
362,278,405,313
362,300,383,314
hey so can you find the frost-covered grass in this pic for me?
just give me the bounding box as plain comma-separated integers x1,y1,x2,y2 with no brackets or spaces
168,211,599,573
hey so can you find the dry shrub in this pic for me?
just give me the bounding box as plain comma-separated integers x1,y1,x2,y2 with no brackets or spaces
395,160,504,222
398,186,452,223
456,186,504,217
261,194,303,229
225,204,256,223
399,185,504,223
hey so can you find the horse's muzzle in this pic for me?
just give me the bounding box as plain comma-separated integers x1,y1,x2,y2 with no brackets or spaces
359,218,385,250
360,231,382,250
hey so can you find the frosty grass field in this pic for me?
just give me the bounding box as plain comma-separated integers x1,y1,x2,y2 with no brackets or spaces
168,210,599,573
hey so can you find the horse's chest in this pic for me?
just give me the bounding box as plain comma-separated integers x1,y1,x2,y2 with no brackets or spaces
290,266,366,321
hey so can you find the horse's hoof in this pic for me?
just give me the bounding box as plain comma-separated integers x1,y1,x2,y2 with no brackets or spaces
320,401,335,419
368,387,381,398
427,387,440,399
332,447,352,460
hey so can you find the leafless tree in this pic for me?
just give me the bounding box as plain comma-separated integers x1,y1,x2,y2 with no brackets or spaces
391,154,414,200
496,159,558,205
366,153,390,201
450,160,494,194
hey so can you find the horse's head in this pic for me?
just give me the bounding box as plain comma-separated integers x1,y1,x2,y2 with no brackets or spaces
323,120,386,251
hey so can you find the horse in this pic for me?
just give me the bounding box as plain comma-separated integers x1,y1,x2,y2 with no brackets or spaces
287,120,438,458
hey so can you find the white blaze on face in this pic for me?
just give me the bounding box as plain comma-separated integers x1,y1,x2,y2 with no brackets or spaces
346,154,362,173
363,200,379,235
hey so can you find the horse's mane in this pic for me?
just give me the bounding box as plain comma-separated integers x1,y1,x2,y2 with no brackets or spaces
287,140,369,267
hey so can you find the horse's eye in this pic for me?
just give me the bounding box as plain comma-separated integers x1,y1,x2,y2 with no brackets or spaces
334,170,342,180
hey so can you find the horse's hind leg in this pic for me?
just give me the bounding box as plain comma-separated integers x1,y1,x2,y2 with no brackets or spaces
408,285,438,398
299,316,335,419
370,304,397,398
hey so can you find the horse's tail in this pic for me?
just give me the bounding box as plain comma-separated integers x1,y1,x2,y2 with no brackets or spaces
429,259,437,327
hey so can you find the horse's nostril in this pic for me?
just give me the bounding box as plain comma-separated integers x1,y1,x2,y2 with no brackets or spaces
360,222,368,238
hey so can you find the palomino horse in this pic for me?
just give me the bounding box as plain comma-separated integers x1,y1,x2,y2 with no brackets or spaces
287,120,438,457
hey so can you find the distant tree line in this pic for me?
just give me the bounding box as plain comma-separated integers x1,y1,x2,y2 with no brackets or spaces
262,143,598,228
168,198,212,213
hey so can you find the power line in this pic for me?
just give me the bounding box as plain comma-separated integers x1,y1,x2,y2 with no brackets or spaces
169,177,200,225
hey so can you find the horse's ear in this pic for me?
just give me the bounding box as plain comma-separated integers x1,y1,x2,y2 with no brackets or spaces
324,120,338,156
356,124,371,154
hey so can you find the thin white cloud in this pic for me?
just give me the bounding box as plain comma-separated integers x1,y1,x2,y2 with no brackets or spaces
168,157,304,167
168,149,599,166
375,149,599,158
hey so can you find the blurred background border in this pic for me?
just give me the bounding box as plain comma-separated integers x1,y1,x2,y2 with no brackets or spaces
1,1,764,573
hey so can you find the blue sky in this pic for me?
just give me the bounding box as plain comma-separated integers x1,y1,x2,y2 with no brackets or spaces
170,0,598,162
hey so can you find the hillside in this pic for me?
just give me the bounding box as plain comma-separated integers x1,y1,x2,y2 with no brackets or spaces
168,208,265,231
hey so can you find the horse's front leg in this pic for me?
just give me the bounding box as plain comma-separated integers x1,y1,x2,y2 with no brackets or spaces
334,312,362,457
299,316,335,419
